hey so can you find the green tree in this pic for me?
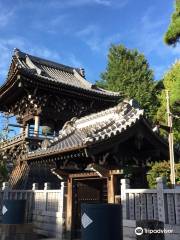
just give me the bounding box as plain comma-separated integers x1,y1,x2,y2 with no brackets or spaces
96,44,159,119
0,130,8,184
0,156,8,184
164,0,180,45
157,61,180,142
147,161,180,188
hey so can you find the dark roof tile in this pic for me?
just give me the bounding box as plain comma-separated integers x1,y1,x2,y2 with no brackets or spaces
13,49,120,97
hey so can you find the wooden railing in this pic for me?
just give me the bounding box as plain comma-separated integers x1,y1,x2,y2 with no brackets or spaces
0,128,55,151
0,133,26,150
28,128,55,140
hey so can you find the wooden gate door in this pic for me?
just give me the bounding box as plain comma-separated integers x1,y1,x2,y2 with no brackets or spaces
72,178,107,239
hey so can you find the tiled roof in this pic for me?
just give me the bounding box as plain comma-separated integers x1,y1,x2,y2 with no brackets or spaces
12,49,120,97
27,100,144,158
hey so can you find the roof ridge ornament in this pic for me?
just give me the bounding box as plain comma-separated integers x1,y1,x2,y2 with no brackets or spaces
96,86,120,96
129,99,140,108
73,69,92,88
79,68,85,78
62,117,77,131
13,48,20,55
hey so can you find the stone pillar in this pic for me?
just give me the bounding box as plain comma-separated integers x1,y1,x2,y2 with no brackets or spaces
44,182,51,190
156,177,166,223
2,182,10,200
121,179,130,219
32,183,39,190
2,182,9,191
34,115,40,137
56,182,65,239
43,183,51,212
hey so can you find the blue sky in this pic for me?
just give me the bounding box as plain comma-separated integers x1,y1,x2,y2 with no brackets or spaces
0,0,178,85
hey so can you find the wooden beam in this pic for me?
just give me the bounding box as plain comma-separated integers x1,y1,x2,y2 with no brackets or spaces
51,168,68,180
86,163,109,178
109,169,123,175
69,171,99,178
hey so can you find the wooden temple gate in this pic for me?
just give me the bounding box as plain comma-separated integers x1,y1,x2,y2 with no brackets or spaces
66,170,121,239
0,49,174,239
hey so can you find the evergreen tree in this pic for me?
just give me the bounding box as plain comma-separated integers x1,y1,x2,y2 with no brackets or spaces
0,135,8,184
164,0,180,45
157,61,180,142
147,161,180,188
96,44,158,119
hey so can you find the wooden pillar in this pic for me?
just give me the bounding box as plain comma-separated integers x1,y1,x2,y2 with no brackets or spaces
107,174,115,203
66,178,73,239
20,124,24,134
34,115,40,136
25,124,29,137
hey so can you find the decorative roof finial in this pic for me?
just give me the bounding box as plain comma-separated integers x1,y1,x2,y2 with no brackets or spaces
79,68,85,78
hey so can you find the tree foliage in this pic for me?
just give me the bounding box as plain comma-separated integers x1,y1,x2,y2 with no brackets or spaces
157,61,180,142
96,44,159,119
147,161,180,188
0,156,8,185
164,0,180,45
0,131,8,184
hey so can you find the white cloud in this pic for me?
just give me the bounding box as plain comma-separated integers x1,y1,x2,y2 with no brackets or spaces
0,37,25,82
66,53,83,67
132,8,166,55
0,3,15,28
0,10,14,27
114,0,129,8
94,0,111,6
28,47,62,61
76,25,121,53
31,14,68,34
76,25,100,51
48,0,128,8
49,0,111,8
129,6,180,80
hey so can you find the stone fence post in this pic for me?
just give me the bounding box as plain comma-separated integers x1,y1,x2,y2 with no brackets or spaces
44,182,51,211
44,182,51,190
156,177,166,223
56,182,65,238
2,182,9,191
2,182,10,200
32,183,39,190
121,179,130,219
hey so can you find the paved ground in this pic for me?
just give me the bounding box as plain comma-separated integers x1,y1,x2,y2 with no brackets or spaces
39,238,79,240
39,238,59,240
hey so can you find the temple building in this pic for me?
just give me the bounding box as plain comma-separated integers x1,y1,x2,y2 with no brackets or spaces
0,49,176,238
